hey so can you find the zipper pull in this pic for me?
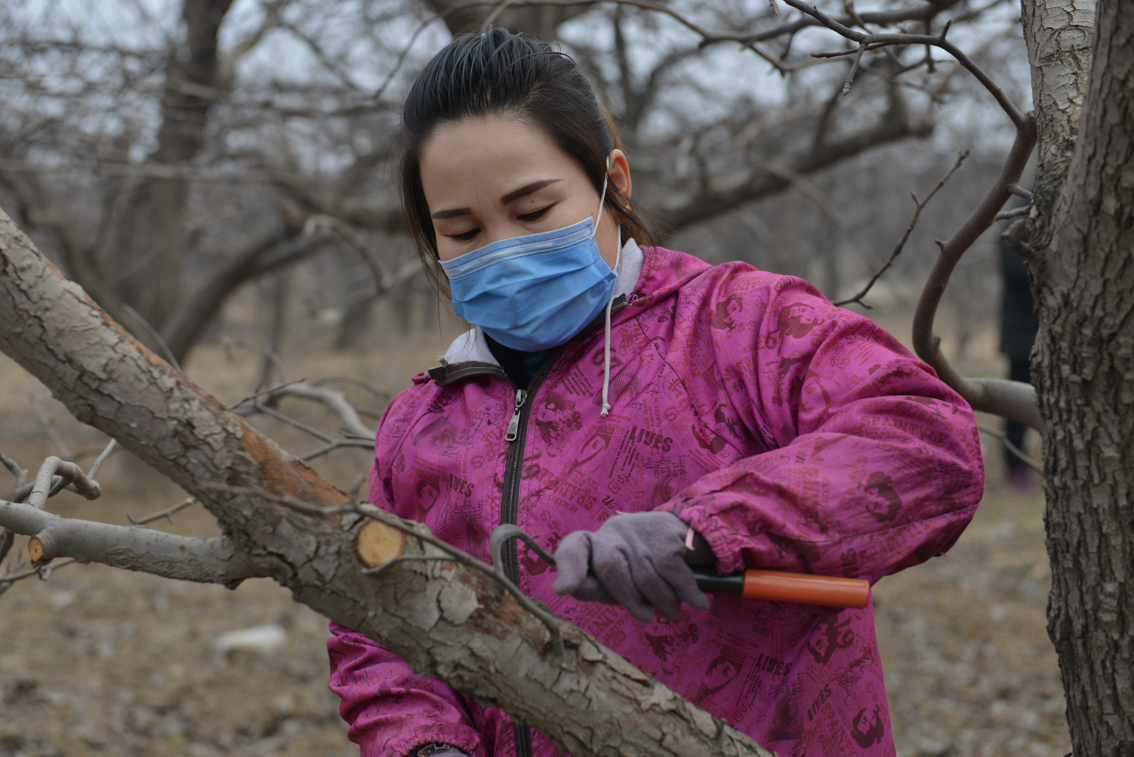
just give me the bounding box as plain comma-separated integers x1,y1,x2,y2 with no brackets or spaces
505,388,528,442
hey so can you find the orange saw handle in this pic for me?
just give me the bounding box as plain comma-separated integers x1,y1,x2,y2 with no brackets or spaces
692,568,870,609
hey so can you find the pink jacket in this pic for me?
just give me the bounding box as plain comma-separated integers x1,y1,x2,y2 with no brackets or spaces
329,245,984,757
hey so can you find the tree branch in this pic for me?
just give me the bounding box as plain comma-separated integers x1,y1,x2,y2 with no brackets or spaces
258,382,376,439
702,0,965,46
911,121,1043,432
0,496,276,584
835,150,967,308
782,0,1030,130
0,204,775,757
159,213,306,362
663,85,933,229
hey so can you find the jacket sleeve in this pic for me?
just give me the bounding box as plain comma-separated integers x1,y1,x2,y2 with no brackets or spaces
657,270,985,584
327,386,488,757
328,623,486,757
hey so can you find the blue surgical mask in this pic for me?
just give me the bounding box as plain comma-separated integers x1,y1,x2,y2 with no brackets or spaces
439,216,616,352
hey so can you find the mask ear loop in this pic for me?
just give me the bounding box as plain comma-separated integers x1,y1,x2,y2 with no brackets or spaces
592,154,611,239
597,154,622,419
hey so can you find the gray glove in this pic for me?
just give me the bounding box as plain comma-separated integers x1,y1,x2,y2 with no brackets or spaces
552,511,711,622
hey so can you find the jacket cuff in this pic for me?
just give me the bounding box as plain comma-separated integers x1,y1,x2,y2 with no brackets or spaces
408,744,468,757
379,730,483,757
667,505,743,576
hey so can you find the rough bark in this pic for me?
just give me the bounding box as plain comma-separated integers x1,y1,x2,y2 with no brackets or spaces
1020,0,1096,252
0,206,774,757
1029,0,1134,752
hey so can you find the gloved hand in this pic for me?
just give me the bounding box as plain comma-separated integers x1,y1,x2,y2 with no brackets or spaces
552,511,711,622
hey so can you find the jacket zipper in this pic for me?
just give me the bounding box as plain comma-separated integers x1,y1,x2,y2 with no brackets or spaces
500,369,553,757
432,296,631,757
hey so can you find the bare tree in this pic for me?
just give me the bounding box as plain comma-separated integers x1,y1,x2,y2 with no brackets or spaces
0,0,1015,365
2,0,1132,753
1021,0,1134,751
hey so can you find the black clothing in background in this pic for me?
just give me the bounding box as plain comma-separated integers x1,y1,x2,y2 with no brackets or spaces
999,238,1038,476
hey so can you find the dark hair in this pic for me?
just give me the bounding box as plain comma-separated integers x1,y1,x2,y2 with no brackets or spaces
400,28,661,296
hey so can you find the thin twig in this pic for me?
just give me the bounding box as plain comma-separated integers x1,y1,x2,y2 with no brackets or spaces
121,304,182,373
0,560,74,593
127,496,198,527
252,399,334,443
995,206,1030,222
373,14,439,102
221,338,288,387
201,483,564,637
349,474,366,503
842,43,866,95
228,377,307,410
976,423,1043,474
0,450,23,565
0,451,27,489
835,150,968,308
32,393,71,458
299,439,375,462
1001,217,1037,264
784,0,1028,130
87,439,117,480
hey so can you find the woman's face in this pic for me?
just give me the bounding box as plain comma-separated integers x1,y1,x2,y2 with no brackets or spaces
419,115,631,269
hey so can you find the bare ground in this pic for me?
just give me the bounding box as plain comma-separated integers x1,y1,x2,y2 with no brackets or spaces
0,325,1069,757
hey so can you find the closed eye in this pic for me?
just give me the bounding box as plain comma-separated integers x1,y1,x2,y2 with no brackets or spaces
518,207,549,222
450,228,480,241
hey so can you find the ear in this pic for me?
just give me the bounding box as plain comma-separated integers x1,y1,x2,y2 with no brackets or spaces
609,149,632,201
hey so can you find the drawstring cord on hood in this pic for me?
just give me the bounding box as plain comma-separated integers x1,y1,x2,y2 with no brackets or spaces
592,154,619,419
599,228,622,418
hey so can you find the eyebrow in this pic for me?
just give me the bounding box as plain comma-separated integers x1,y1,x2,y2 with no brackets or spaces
501,178,560,205
431,207,471,219
430,179,561,220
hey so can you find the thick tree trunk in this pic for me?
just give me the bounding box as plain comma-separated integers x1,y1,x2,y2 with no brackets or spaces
1020,0,1097,252
0,206,773,757
92,0,234,352
1030,0,1134,752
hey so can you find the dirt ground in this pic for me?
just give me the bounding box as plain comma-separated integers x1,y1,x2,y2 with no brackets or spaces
0,319,1070,757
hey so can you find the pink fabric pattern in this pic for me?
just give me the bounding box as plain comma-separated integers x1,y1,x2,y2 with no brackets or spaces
328,247,985,757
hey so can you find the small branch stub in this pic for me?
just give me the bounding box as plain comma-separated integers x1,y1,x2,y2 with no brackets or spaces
28,535,46,567
354,520,407,569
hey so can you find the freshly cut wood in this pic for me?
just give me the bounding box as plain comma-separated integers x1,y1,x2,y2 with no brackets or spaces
355,519,408,568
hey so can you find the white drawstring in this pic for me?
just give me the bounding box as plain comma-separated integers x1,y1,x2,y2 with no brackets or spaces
583,153,620,418
592,154,620,418
600,227,622,418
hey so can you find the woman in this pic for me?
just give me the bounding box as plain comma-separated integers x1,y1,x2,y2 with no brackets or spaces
328,29,984,757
